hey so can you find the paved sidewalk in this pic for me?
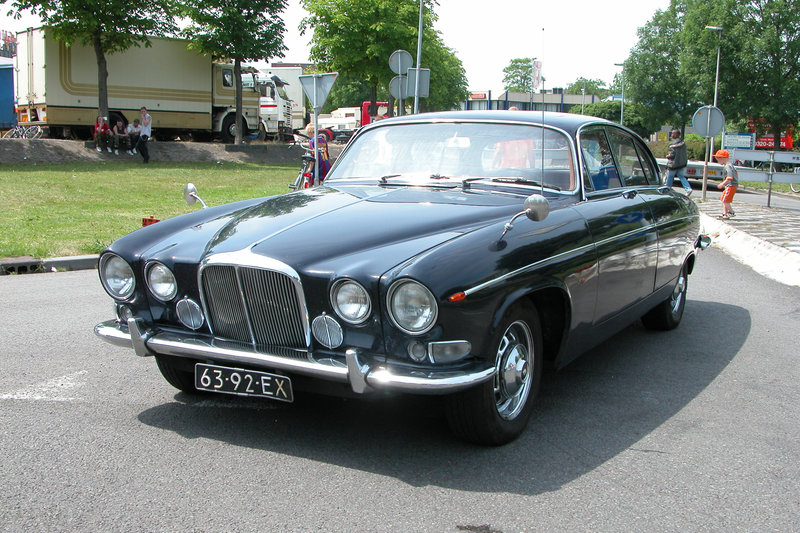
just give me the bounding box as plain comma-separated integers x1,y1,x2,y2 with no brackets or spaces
695,196,800,286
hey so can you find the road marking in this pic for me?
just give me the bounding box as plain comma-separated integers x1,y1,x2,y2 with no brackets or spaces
0,371,87,402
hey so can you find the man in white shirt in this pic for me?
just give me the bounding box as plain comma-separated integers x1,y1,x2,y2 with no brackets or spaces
126,118,142,155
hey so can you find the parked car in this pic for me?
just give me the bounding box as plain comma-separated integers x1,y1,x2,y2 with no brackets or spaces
95,110,709,445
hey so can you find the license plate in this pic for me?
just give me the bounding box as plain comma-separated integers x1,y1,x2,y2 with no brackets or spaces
195,363,293,403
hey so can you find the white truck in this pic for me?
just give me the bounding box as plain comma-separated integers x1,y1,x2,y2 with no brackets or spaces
14,27,275,142
243,73,293,140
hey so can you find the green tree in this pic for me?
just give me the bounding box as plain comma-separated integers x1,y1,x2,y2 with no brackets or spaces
683,0,800,150
182,0,287,144
502,57,536,93
624,0,701,133
572,100,655,139
301,0,466,114
566,77,609,100
3,0,176,119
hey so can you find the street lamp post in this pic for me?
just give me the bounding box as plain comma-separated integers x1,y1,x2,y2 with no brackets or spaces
706,25,723,156
614,63,625,126
702,25,722,201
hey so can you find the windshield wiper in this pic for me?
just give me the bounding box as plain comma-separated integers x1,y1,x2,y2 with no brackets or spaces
461,176,561,192
379,174,402,183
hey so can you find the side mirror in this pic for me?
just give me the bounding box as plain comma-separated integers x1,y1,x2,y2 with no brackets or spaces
184,183,207,209
524,194,550,222
695,235,711,250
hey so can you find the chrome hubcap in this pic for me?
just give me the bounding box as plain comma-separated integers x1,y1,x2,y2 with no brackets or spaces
494,320,533,420
670,273,686,315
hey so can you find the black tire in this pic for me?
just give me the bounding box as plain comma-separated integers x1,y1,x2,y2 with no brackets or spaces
642,263,688,330
445,302,543,446
220,114,236,144
155,355,199,394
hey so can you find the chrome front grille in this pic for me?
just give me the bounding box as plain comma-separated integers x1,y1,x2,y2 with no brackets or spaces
201,264,307,349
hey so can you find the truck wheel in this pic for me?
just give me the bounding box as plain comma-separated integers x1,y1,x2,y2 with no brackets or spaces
155,355,200,394
444,302,542,446
221,115,236,144
642,262,688,330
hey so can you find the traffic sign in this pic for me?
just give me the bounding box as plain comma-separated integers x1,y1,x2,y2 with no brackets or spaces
389,75,408,100
692,105,725,138
299,72,338,112
407,68,430,98
389,50,413,75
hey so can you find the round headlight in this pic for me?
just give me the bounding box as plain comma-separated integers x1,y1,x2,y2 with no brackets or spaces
146,262,177,301
99,254,135,300
331,280,371,324
387,279,438,335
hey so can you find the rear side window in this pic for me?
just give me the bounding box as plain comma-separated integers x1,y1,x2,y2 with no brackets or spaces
606,128,657,186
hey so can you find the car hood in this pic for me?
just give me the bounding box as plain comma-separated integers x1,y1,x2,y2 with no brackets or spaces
141,185,525,275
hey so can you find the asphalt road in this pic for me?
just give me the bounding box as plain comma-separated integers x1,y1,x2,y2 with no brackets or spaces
1,249,799,532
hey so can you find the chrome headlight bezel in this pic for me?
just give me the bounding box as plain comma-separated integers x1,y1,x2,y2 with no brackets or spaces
330,279,372,325
99,253,136,300
386,279,438,335
145,262,178,302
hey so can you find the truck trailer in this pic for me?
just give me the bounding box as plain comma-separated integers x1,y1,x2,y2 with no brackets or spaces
14,27,275,142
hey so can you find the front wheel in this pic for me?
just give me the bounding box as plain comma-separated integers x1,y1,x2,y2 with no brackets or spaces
220,115,236,144
445,303,543,446
642,263,688,330
155,355,200,394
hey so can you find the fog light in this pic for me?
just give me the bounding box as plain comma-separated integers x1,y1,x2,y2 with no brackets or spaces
176,298,204,330
407,341,428,363
312,314,343,349
429,340,471,364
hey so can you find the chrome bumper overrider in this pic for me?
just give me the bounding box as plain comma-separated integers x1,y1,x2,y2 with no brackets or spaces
94,318,494,395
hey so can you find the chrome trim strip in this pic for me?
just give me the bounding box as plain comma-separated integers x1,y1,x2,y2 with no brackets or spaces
463,241,595,297
463,219,674,298
94,320,494,395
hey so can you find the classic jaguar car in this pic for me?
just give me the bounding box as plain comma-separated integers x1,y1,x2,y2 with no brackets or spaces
95,110,708,445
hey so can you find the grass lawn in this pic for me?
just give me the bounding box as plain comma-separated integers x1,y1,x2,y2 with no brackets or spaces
1,161,296,258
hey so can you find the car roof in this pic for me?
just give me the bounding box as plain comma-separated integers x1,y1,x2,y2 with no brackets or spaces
372,110,616,136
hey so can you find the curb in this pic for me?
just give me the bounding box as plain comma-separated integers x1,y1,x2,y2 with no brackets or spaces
700,213,800,287
0,254,98,275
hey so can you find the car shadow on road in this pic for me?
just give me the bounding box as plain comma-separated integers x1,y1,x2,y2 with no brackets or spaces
137,299,747,496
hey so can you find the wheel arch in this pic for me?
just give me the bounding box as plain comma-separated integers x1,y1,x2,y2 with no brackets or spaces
490,284,571,364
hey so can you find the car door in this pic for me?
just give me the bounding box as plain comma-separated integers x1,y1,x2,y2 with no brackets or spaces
574,125,659,324
616,133,696,290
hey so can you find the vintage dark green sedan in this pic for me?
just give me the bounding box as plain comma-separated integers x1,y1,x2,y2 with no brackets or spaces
95,111,708,445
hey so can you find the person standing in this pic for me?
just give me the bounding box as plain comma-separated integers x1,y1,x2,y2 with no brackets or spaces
714,148,738,218
665,128,692,196
136,107,152,163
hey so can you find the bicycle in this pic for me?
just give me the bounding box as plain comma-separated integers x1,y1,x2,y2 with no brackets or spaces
288,132,323,191
2,124,43,139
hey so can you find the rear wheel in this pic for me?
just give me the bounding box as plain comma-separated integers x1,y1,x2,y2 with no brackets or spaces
445,303,543,446
642,263,688,330
155,355,199,394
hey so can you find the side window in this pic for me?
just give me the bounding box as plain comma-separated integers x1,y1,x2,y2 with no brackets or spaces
222,69,233,88
607,128,649,186
634,142,659,185
580,128,620,191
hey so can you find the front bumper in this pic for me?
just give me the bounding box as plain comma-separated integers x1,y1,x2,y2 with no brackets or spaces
94,318,494,395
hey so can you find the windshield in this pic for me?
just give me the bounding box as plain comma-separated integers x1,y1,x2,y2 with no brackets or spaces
326,122,576,191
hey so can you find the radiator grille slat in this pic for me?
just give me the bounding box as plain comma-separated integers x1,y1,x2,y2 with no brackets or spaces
201,265,306,349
